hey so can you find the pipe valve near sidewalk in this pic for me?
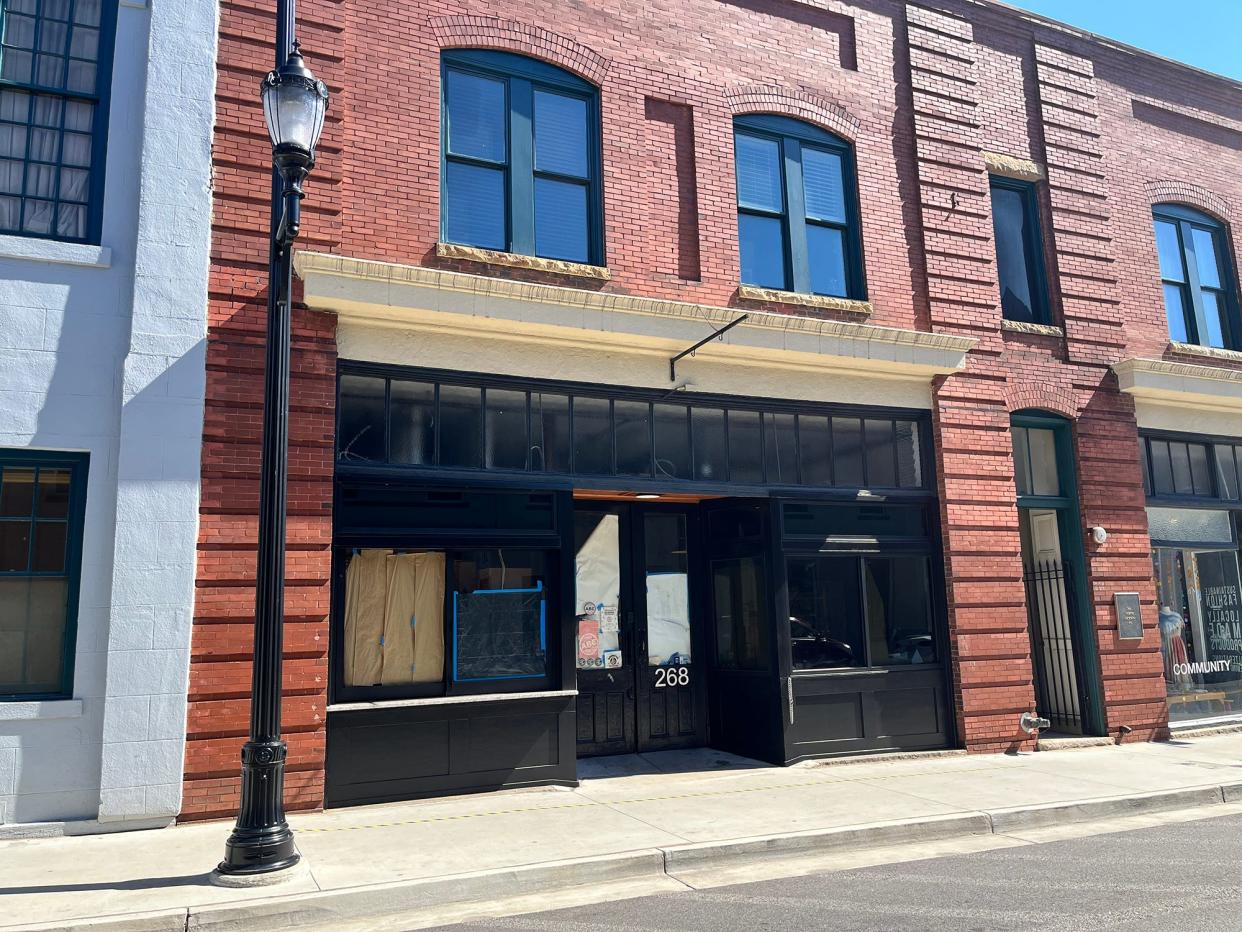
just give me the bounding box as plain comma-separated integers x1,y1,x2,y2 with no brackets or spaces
1020,712,1051,735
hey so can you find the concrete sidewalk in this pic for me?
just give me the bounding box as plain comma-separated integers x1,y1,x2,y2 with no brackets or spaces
4,733,1242,932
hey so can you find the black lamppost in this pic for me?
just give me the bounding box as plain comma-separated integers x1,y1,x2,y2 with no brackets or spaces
216,0,328,879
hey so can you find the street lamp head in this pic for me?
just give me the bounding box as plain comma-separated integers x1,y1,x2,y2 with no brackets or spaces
261,41,329,176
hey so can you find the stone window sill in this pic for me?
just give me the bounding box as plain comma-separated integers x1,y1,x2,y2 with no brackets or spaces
736,284,872,316
0,234,111,268
1002,319,1063,337
0,699,83,721
435,242,610,280
1168,341,1242,364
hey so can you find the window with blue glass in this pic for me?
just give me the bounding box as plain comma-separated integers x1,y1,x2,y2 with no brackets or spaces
990,176,1049,324
1153,205,1239,349
734,114,864,299
0,449,87,699
441,50,601,265
0,0,114,243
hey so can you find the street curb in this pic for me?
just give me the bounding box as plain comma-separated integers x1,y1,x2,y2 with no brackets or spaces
662,812,991,870
188,849,666,932
986,785,1225,834
14,782,1242,932
14,909,189,932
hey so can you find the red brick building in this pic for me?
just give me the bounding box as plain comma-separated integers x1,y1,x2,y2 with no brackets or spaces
183,0,1242,817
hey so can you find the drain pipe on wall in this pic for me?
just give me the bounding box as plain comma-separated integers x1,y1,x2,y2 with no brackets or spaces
1116,724,1133,745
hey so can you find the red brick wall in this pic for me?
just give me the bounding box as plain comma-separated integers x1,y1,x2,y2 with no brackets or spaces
181,1,344,821
191,0,1242,810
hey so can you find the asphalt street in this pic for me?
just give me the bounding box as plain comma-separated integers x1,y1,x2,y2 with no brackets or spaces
427,812,1242,931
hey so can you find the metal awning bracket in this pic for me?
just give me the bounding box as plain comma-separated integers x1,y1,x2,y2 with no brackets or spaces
669,314,749,382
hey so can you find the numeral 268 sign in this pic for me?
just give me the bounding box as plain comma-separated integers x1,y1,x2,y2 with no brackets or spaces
654,666,689,688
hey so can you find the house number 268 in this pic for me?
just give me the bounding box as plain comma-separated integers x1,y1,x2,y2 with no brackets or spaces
654,666,690,688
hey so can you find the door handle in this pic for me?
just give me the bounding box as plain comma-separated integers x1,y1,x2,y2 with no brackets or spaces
786,677,795,725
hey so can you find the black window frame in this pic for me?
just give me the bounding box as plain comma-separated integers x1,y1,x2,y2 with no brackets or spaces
0,0,117,245
989,175,1051,325
0,448,88,700
334,364,932,497
733,113,866,300
1153,204,1241,350
439,49,604,266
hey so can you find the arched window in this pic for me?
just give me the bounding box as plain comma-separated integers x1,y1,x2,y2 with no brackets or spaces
733,114,864,299
1153,205,1238,348
441,50,602,265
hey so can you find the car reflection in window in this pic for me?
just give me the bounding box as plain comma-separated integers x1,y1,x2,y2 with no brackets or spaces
790,615,855,669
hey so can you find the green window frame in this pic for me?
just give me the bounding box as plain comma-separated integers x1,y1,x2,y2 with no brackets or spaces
1153,204,1240,349
989,176,1050,325
439,49,603,265
0,0,117,244
0,448,88,700
733,113,866,300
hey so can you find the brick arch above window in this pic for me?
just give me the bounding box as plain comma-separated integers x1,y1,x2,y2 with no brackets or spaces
1144,180,1235,226
430,16,610,86
725,85,861,142
1006,385,1079,419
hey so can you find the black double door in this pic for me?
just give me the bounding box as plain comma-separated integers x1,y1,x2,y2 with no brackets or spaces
574,503,708,756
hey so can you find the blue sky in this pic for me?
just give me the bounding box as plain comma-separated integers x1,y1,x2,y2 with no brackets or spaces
1011,0,1242,81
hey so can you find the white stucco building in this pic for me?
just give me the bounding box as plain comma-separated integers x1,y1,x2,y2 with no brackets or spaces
0,0,216,831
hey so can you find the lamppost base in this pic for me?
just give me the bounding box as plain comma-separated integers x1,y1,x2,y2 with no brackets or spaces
210,852,309,888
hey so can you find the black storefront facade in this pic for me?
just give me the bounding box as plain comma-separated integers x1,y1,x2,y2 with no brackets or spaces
323,363,954,807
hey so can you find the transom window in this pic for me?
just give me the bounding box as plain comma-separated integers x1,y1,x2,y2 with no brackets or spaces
1153,205,1238,349
441,50,601,265
0,450,87,698
733,114,864,299
337,369,927,491
989,176,1049,324
0,0,113,242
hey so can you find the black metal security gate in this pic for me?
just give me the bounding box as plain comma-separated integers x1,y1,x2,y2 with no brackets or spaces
1023,559,1088,734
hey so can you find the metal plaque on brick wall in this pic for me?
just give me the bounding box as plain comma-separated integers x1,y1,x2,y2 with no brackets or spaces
1115,592,1143,640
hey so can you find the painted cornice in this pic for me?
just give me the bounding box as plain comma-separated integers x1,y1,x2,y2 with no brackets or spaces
1114,357,1242,414
295,252,977,382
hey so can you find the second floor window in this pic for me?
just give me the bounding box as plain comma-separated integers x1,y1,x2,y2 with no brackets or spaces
989,176,1049,324
441,50,602,265
734,114,864,300
0,0,113,243
1154,205,1238,349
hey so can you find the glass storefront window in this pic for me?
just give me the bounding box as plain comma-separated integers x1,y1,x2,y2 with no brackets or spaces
787,555,863,668
645,513,690,665
337,371,927,491
574,512,622,669
786,554,937,670
1154,544,1242,723
712,556,769,670
343,548,446,687
341,547,549,690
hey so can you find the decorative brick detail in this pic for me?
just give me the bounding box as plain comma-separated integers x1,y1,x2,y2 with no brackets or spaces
735,284,871,316
1004,383,1078,418
724,85,861,141
435,242,611,280
1144,180,1234,223
982,152,1044,182
1033,44,1122,367
430,15,609,84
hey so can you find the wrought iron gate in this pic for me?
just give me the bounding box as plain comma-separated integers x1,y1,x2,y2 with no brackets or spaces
1023,559,1087,734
